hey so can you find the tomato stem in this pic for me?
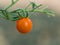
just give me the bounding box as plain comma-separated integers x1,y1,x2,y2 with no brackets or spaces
31,4,42,12
18,12,24,18
0,0,55,21
25,3,31,10
5,0,19,10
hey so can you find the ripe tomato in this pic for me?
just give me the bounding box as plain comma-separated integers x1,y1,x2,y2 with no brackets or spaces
16,18,32,34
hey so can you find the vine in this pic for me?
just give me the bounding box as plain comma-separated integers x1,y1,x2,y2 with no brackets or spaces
0,0,55,21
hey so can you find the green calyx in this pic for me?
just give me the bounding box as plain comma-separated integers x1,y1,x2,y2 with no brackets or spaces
0,0,55,21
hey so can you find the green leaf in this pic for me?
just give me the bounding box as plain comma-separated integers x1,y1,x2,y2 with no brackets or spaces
12,0,14,3
11,9,23,13
8,13,19,21
0,10,9,19
31,2,42,11
31,2,37,9
11,16,19,21
25,11,28,17
11,9,26,17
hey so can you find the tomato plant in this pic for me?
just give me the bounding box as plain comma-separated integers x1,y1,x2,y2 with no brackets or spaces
0,0,55,34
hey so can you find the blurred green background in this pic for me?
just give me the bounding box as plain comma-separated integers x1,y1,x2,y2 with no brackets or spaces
0,12,60,45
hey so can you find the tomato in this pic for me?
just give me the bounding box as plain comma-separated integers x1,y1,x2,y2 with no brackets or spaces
16,18,32,34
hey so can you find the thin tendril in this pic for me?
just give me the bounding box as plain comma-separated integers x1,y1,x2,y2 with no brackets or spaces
5,0,19,10
25,3,31,10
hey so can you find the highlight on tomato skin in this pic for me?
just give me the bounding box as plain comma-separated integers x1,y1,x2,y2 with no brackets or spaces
16,18,32,34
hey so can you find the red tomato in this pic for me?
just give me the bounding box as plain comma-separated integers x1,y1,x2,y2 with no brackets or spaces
16,18,32,34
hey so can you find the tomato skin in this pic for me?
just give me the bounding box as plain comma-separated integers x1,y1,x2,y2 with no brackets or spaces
16,18,32,34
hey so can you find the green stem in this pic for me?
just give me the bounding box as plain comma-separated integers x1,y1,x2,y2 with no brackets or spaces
24,3,31,10
1,10,9,20
25,6,48,12
31,4,42,11
12,0,14,3
18,12,23,18
25,10,43,13
5,0,19,10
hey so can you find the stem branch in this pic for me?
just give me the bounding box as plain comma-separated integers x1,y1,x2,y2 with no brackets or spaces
5,0,19,10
